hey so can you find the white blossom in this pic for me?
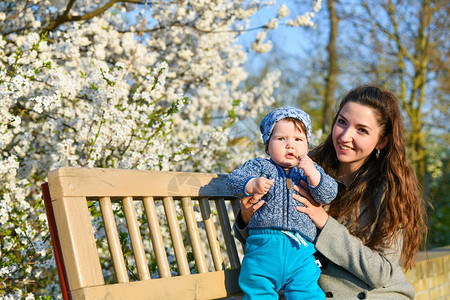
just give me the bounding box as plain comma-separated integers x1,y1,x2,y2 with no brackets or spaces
278,4,290,19
251,31,273,53
25,294,35,300
286,12,316,28
0,0,321,297
313,0,323,13
266,18,279,30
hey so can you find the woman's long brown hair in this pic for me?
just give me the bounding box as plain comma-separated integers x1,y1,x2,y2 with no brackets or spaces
310,85,428,269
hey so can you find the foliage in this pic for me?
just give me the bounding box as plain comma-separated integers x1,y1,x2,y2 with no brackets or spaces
0,0,323,298
425,134,450,248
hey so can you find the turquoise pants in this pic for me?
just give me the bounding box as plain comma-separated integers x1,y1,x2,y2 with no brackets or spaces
239,229,324,300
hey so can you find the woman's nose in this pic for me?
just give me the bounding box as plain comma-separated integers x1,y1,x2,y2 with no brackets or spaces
339,128,352,142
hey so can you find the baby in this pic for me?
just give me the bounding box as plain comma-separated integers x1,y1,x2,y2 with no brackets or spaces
227,106,337,299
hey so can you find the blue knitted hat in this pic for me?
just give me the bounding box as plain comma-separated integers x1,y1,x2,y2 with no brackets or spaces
260,106,312,149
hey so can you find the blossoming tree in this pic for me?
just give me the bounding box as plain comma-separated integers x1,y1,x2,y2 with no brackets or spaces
0,0,322,297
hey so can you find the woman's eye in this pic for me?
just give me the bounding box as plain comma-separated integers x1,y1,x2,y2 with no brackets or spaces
358,128,369,134
337,119,346,125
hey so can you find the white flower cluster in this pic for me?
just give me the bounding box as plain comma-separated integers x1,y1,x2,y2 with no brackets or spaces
252,31,274,53
286,12,316,27
286,0,323,28
251,1,322,53
0,0,321,297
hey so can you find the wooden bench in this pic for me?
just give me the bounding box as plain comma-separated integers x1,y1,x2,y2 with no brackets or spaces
42,167,244,300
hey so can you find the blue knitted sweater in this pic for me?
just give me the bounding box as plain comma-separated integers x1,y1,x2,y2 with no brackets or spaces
226,157,338,241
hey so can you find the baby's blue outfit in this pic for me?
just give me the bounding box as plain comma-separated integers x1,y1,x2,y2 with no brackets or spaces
227,157,337,240
227,106,337,300
227,158,337,299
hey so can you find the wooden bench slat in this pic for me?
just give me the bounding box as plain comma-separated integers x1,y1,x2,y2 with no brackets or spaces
52,196,105,290
233,200,242,219
215,198,241,269
182,197,209,273
99,196,129,283
200,197,225,271
71,269,241,300
123,196,151,281
48,167,230,198
231,200,246,254
142,196,171,278
163,196,191,275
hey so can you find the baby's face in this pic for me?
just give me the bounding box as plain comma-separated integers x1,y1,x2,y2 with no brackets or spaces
267,119,308,170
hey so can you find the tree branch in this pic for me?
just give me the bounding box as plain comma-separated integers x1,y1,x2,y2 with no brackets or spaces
41,0,145,34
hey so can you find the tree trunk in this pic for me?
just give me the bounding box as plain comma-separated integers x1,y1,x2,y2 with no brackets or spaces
322,0,339,133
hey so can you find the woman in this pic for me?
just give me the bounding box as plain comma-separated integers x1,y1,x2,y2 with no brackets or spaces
234,85,428,299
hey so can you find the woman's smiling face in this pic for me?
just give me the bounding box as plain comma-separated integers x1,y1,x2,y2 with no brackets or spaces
332,101,384,173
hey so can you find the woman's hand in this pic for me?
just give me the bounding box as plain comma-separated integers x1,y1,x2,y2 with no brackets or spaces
240,194,265,225
294,181,329,230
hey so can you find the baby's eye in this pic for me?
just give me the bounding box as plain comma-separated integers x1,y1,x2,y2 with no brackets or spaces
295,138,304,142
277,137,285,141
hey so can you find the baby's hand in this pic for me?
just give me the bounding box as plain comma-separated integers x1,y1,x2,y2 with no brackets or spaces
245,177,274,196
297,155,320,187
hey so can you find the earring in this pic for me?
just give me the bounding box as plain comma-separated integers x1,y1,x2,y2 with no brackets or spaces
376,149,380,159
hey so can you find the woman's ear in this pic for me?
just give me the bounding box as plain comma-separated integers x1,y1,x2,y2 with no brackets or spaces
377,137,389,150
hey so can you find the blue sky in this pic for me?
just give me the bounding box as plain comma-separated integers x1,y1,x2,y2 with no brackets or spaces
237,1,329,73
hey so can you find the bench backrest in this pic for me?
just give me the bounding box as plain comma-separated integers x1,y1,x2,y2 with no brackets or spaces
43,167,243,300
